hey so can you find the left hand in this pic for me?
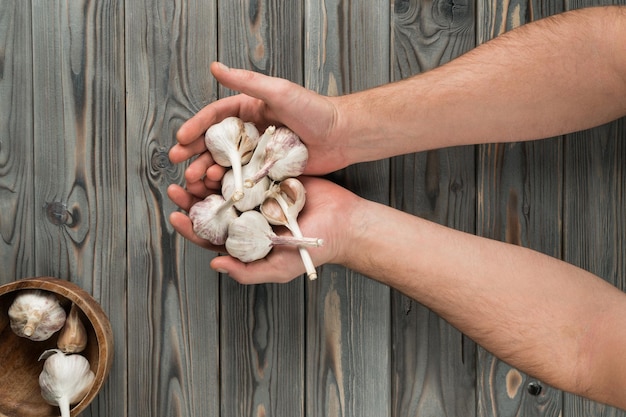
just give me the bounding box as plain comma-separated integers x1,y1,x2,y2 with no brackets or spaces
167,176,363,284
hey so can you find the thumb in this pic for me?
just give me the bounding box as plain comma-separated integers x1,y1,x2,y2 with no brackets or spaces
210,61,295,103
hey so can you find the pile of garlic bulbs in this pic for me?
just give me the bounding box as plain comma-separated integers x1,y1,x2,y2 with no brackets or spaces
189,116,323,280
8,290,94,417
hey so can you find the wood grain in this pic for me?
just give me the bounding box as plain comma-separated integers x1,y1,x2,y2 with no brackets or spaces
125,0,219,416
474,0,570,413
563,121,626,416
30,1,127,416
0,0,624,416
561,1,626,414
390,1,477,415
304,2,392,417
215,2,307,417
0,0,35,283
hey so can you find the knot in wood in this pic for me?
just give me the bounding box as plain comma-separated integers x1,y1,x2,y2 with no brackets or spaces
151,147,172,170
44,202,73,226
527,381,543,396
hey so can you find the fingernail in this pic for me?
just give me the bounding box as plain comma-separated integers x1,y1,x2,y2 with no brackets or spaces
214,268,228,274
216,62,230,72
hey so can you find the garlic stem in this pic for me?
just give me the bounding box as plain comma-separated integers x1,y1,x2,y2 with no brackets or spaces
244,126,276,188
272,191,318,280
215,195,237,216
244,160,276,188
58,396,71,417
227,147,245,202
23,312,43,337
270,235,323,247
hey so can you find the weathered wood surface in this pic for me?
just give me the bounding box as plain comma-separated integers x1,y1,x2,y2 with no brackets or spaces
125,0,219,416
1,0,625,416
0,1,34,281
475,5,565,414
305,2,391,417
391,1,477,416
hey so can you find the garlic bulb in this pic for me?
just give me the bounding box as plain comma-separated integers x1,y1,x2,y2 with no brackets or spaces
261,178,318,280
205,116,260,202
39,349,95,417
57,303,88,354
226,210,323,263
244,127,308,187
189,193,238,245
221,126,275,212
8,290,67,341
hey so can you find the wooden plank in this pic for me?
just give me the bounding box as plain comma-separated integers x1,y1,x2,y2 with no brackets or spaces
390,1,477,415
475,0,566,415
476,140,564,417
562,0,626,414
30,1,127,416
304,1,392,417
215,1,306,417
0,1,35,284
562,122,626,415
125,0,219,416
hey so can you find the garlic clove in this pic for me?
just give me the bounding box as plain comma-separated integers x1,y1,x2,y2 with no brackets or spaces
57,303,88,354
259,196,288,227
261,178,306,227
205,116,260,201
38,349,95,417
8,290,67,341
260,179,319,280
245,126,308,187
222,162,271,212
225,211,275,262
225,210,323,263
189,194,238,245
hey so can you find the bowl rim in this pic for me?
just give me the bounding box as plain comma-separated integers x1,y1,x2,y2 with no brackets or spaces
0,276,114,416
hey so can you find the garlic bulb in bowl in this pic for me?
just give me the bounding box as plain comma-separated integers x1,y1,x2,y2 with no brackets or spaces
8,289,67,341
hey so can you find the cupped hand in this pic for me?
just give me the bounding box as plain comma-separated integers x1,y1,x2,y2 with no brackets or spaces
167,176,362,284
169,62,352,199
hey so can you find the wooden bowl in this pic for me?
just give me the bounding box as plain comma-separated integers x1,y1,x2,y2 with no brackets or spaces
0,277,113,417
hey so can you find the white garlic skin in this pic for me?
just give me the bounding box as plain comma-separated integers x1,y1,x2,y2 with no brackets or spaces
39,349,95,417
189,194,238,245
244,127,308,187
225,211,275,262
204,116,260,167
226,210,323,263
8,290,67,341
222,167,271,212
265,127,308,181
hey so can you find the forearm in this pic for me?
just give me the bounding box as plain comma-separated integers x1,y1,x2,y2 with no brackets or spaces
343,198,626,408
336,6,626,163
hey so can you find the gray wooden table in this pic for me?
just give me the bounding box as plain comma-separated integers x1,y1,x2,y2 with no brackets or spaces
1,0,624,416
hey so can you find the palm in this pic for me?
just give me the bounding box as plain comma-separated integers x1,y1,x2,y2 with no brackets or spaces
168,176,358,283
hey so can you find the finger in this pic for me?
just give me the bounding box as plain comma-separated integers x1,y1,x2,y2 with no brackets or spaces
185,152,216,183
185,180,212,199
167,184,199,211
210,62,294,104
169,140,208,164
206,164,227,183
176,93,251,146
